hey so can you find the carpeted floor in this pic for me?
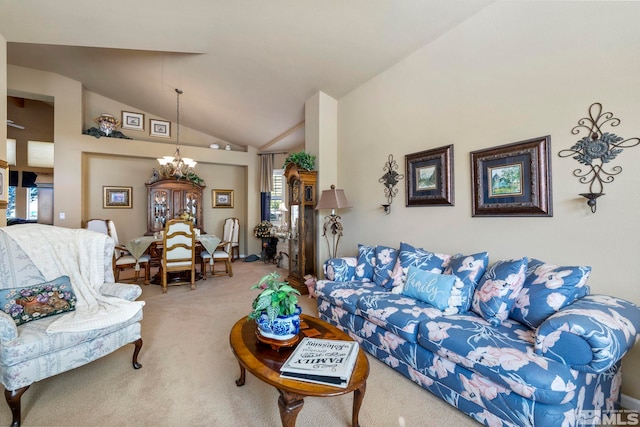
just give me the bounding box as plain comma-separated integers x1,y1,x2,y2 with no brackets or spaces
0,261,477,427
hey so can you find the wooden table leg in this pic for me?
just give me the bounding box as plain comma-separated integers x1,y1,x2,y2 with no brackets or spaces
277,389,304,427
235,364,246,387
352,382,366,427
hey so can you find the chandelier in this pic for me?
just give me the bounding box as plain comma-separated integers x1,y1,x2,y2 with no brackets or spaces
157,88,197,178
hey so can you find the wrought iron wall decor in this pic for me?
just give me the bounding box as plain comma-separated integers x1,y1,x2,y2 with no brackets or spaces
558,102,640,213
379,154,404,214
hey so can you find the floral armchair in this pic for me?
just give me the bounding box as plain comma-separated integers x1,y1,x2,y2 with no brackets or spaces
0,225,144,427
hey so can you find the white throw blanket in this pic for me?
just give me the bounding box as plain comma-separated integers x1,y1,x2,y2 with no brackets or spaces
3,224,144,333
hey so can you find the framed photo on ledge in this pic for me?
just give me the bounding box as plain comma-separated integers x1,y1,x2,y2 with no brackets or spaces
103,186,132,209
150,119,171,138
470,135,552,217
121,111,145,131
212,189,234,208
406,144,454,206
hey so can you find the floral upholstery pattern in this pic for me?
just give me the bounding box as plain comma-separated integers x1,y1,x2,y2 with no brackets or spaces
471,258,528,327
373,245,398,289
0,226,144,412
323,257,357,282
510,259,591,329
443,252,489,312
356,244,375,282
391,242,450,290
318,253,640,427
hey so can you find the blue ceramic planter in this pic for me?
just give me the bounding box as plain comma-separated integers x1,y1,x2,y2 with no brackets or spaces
256,306,302,340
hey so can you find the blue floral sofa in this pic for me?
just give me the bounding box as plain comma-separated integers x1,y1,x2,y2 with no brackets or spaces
0,224,145,427
315,242,640,426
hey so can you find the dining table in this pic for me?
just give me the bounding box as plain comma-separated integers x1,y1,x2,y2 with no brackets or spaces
124,234,221,283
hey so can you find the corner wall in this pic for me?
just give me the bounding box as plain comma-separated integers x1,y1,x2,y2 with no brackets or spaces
337,1,640,397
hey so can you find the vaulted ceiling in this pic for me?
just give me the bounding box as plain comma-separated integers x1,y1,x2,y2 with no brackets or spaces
0,0,493,152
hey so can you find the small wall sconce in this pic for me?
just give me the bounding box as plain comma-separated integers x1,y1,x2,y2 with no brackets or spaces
378,154,404,214
558,102,640,213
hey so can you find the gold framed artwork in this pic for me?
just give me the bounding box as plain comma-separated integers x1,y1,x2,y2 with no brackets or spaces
121,111,145,131
103,186,133,209
0,160,7,209
212,189,234,208
150,119,171,138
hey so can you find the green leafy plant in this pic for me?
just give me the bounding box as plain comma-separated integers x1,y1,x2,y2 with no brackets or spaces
283,151,316,171
248,272,300,322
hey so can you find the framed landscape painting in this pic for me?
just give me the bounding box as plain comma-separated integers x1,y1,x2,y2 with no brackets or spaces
405,144,454,206
103,186,132,209
470,135,552,217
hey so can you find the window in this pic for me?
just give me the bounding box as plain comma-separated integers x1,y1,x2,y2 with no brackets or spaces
6,186,16,218
27,187,38,220
7,139,16,166
27,140,54,168
270,169,284,225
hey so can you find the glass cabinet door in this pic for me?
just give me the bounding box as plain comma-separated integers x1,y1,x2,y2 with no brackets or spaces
289,204,300,278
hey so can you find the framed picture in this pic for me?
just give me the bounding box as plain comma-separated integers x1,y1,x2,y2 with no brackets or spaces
150,119,171,138
121,111,145,131
103,186,133,209
212,189,234,208
406,144,454,206
470,135,552,217
0,160,7,209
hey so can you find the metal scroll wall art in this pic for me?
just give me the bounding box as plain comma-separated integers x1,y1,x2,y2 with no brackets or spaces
558,102,640,213
379,154,404,214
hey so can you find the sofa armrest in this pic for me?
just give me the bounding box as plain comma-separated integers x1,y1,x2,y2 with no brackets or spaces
0,311,18,343
324,257,357,282
99,282,143,301
535,294,640,373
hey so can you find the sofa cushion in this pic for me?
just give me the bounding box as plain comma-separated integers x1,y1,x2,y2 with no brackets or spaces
315,280,383,315
356,244,376,282
373,245,398,289
356,292,444,342
471,258,528,326
416,313,583,405
402,267,463,314
391,242,450,291
510,259,591,329
0,276,77,326
324,257,357,282
443,251,489,312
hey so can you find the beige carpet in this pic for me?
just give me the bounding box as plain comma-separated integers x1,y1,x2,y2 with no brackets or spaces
0,262,478,427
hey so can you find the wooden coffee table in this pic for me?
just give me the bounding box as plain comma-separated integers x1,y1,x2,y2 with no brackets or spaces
229,314,369,427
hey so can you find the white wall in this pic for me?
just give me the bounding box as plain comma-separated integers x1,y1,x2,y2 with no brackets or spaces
337,1,640,397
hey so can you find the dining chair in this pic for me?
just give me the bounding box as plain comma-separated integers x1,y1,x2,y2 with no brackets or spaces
83,219,151,285
226,217,240,261
161,219,196,293
203,240,234,278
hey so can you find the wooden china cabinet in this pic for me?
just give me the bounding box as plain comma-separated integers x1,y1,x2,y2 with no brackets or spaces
145,179,206,235
284,163,317,294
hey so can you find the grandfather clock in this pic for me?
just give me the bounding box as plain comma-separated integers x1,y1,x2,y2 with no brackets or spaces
284,163,317,294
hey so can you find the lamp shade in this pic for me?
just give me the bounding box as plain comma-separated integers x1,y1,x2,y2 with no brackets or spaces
315,185,351,210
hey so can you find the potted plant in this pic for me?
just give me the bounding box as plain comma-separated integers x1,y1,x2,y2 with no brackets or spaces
283,151,316,171
248,272,301,341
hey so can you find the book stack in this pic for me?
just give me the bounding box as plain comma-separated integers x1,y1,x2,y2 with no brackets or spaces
279,337,359,388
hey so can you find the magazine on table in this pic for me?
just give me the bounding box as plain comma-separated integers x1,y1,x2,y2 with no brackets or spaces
279,337,359,388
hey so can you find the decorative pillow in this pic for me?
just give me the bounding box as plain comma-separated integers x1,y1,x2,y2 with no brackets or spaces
402,266,463,314
510,259,591,329
391,242,450,290
373,245,398,289
0,276,77,326
356,244,376,282
324,257,357,282
471,258,528,326
443,251,489,312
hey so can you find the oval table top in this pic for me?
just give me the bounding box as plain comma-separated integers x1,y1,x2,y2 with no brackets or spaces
229,314,369,397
